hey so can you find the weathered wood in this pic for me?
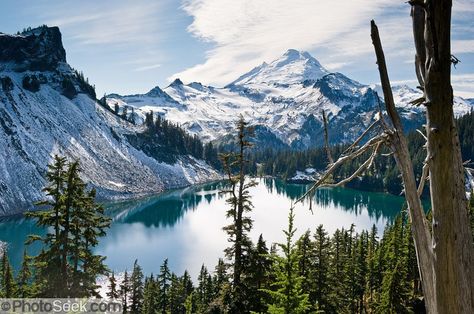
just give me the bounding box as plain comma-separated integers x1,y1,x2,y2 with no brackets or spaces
341,119,379,156
415,0,474,311
417,161,429,196
321,141,381,188
371,19,437,313
411,4,426,88
296,134,386,203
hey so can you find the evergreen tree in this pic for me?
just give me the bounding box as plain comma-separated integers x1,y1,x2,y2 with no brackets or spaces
220,115,257,311
27,157,110,297
107,271,119,299
263,207,309,313
343,224,357,313
130,260,144,313
378,259,411,314
26,155,66,296
119,270,131,313
246,234,272,313
313,225,331,312
354,231,368,313
142,274,159,314
1,250,16,298
328,229,346,310
17,249,32,298
367,225,379,311
195,264,213,312
157,259,171,313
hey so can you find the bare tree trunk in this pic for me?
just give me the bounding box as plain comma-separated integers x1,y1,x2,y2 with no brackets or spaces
370,20,437,313
411,0,474,312
298,3,473,312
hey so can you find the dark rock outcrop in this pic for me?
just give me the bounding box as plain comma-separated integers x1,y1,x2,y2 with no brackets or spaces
0,26,66,71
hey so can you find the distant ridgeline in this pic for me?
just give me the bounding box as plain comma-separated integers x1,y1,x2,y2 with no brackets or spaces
249,110,474,195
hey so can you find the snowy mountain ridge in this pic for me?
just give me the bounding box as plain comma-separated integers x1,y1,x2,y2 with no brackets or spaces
228,49,329,86
0,26,220,215
108,49,473,148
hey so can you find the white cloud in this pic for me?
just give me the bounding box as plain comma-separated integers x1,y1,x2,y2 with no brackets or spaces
388,75,474,99
36,0,165,46
452,73,474,98
172,0,410,86
134,63,162,72
453,40,474,54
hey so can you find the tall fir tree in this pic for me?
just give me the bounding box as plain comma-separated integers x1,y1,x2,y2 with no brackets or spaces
157,259,172,313
107,271,119,299
17,249,32,298
130,260,144,313
263,206,309,314
142,274,159,314
27,157,110,297
313,225,332,312
220,115,257,312
1,250,16,298
119,270,131,313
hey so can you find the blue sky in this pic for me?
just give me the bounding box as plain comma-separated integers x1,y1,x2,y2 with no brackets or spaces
1,0,473,97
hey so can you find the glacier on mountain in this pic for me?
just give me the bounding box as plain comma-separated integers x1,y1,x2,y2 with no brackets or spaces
109,49,474,148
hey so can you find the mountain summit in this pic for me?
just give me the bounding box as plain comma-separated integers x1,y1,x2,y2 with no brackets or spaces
109,49,473,149
0,25,66,72
229,49,329,86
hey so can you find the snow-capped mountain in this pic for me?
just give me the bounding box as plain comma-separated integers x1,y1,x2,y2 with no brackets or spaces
0,26,219,215
372,84,473,117
228,49,329,86
109,49,473,149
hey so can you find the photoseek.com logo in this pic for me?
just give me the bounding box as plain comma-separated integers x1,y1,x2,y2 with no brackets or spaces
0,298,122,313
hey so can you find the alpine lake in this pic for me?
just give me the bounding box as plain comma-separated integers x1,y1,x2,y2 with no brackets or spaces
0,178,415,279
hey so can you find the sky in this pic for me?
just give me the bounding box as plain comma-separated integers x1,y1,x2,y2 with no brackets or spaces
1,0,473,97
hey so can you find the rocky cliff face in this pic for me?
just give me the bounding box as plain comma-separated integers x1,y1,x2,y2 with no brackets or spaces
0,26,219,216
0,26,66,72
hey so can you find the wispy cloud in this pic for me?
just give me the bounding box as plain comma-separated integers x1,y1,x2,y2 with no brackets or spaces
452,74,474,98
134,63,162,72
172,0,474,94
453,40,474,54
171,0,410,86
385,75,474,99
42,1,163,46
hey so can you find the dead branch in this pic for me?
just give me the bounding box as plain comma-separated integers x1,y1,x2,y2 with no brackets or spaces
451,55,461,68
417,161,429,196
321,141,382,188
416,129,428,141
371,21,403,132
374,91,390,131
411,2,426,89
341,120,380,156
296,134,388,204
371,19,434,304
410,96,426,106
322,110,334,164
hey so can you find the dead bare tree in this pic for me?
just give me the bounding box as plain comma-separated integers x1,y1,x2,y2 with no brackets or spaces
297,2,474,312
